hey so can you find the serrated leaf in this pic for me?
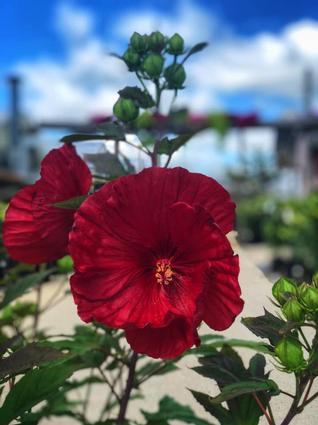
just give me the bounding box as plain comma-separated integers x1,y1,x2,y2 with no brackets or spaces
0,364,77,425
211,379,280,404
182,42,208,62
118,86,155,108
193,364,239,385
0,270,53,309
242,309,286,346
0,343,63,379
142,396,213,425
60,134,106,143
190,390,232,424
96,122,126,140
196,345,248,385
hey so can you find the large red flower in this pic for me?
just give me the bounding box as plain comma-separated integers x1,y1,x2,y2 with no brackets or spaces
3,144,92,264
69,167,243,359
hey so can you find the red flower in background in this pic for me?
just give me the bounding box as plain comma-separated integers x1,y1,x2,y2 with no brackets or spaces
69,167,243,359
3,144,92,264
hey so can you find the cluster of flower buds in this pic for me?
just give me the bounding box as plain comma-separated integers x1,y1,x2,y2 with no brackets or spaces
271,274,318,372
113,31,193,122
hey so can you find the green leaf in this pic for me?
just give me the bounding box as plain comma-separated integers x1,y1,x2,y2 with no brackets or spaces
248,354,266,378
0,364,77,425
190,390,232,425
136,360,178,383
84,151,132,178
53,195,87,209
158,134,194,155
60,134,106,143
190,338,270,356
0,343,63,380
142,396,213,425
182,42,208,62
211,379,280,404
195,345,248,385
0,335,21,359
242,309,286,346
118,86,155,108
0,270,53,309
96,122,126,140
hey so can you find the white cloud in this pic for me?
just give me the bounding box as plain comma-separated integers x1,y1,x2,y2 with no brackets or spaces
55,3,94,41
115,0,217,45
14,0,318,124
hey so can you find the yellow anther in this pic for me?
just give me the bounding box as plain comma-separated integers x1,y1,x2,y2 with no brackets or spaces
155,260,174,285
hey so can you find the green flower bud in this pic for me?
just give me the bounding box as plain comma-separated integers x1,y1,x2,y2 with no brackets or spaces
275,337,306,372
113,97,139,122
312,271,318,288
167,33,184,55
164,64,186,89
282,298,305,322
142,54,164,78
149,31,166,52
57,255,74,274
299,283,318,312
123,48,140,71
272,277,297,305
130,32,148,52
136,111,154,129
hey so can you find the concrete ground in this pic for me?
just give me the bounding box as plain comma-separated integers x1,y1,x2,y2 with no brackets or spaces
22,236,318,425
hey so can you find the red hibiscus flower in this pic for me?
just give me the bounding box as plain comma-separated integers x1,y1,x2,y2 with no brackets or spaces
3,144,92,264
69,167,243,359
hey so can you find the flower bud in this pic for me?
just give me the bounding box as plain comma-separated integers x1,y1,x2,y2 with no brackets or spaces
136,111,154,129
164,64,186,89
149,31,166,52
167,33,184,55
113,97,139,122
142,54,164,78
298,283,318,312
272,277,297,305
282,298,305,322
123,48,140,71
275,337,306,372
130,32,148,52
312,271,318,288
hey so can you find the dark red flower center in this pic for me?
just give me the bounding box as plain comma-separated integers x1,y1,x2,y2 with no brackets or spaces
155,259,174,285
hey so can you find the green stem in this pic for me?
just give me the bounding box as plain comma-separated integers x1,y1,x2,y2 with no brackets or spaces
136,72,152,99
299,328,311,352
281,374,308,425
267,402,276,425
154,79,161,111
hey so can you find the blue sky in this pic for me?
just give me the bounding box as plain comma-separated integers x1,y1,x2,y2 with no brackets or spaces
2,0,318,122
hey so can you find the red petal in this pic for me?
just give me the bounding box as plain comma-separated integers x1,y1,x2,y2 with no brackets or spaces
114,167,235,234
69,169,236,330
70,269,175,328
3,145,92,264
38,144,92,201
203,255,244,331
3,185,68,263
125,317,200,359
70,200,225,328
